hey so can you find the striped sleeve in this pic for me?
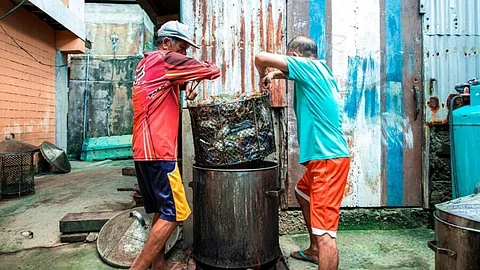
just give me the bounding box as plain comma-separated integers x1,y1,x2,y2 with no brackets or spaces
163,51,221,83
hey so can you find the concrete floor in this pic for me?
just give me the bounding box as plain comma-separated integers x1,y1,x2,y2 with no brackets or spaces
0,160,435,269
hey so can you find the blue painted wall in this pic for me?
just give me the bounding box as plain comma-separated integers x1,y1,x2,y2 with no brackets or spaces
309,0,326,59
345,56,379,121
385,0,404,206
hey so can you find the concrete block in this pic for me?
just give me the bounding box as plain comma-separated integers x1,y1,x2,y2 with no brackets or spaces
122,167,136,176
59,211,120,233
60,232,89,243
80,135,133,161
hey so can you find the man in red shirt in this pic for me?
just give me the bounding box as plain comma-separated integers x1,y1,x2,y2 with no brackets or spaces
130,21,220,270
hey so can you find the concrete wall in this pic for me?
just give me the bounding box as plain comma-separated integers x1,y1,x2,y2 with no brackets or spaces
84,4,154,56
67,3,154,158
0,1,56,146
68,56,141,158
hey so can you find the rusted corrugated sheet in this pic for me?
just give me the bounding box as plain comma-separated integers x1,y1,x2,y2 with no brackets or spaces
182,0,424,207
181,0,286,107
287,0,423,207
423,0,480,125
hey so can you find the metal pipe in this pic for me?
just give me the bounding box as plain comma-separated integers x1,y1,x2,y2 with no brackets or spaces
106,52,115,137
82,49,91,141
106,34,118,137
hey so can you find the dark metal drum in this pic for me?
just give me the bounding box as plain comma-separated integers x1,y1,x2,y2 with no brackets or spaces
193,161,281,269
428,183,480,270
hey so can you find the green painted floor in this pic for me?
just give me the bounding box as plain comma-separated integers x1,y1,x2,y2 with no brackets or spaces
0,160,436,270
280,229,435,270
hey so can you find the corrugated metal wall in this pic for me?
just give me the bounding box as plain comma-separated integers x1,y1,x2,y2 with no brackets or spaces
286,0,423,207
423,0,480,124
181,0,286,106
182,0,424,207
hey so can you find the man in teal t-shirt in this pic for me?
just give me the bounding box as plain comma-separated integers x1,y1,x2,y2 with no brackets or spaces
255,36,350,270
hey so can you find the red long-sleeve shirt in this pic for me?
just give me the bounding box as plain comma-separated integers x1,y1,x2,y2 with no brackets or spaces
132,50,220,161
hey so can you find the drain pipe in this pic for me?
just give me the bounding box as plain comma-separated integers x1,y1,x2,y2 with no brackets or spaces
82,48,90,141
106,33,119,137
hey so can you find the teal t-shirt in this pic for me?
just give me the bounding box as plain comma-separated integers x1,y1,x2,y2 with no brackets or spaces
283,56,350,163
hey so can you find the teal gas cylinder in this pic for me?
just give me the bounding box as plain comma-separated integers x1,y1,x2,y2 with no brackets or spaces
450,82,480,198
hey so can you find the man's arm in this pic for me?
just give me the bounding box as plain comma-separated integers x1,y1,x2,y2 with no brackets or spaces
254,52,289,78
255,52,289,92
260,70,287,91
164,51,221,84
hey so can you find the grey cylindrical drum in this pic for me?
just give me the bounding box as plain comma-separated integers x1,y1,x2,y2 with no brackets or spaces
193,162,280,269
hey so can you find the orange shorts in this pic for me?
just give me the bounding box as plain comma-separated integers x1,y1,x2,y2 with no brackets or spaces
295,158,350,238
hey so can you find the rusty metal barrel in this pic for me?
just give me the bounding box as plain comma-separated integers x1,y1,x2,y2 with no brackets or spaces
192,161,281,269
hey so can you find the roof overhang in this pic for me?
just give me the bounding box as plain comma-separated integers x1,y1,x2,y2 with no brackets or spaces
12,0,85,40
135,0,179,27
84,0,179,28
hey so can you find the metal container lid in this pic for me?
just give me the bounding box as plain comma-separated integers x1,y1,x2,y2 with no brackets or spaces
435,184,480,231
97,207,179,268
0,139,38,155
40,141,71,173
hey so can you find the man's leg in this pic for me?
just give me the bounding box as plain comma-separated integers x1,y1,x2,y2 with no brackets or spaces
295,191,318,261
131,162,190,270
309,158,350,270
315,234,338,270
150,213,165,268
130,218,179,270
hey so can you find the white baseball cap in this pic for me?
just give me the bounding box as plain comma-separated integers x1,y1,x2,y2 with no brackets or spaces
157,20,199,49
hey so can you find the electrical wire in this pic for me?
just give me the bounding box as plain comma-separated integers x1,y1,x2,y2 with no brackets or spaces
0,0,26,21
0,1,68,67
0,24,68,67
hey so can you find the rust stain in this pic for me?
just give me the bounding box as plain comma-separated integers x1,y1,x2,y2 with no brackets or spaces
192,0,197,54
231,24,235,81
426,120,449,126
427,96,440,113
347,136,355,167
275,11,283,53
427,96,440,122
211,10,217,63
343,180,354,198
259,0,264,50
251,18,256,92
344,136,355,199
266,3,274,52
201,0,208,60
221,48,226,87
240,9,246,93
270,11,286,107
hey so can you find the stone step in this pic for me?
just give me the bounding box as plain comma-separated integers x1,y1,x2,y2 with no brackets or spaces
60,232,89,243
122,167,136,176
59,211,120,233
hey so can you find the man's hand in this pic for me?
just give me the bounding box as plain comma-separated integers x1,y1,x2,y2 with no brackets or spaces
185,82,198,100
260,73,274,93
259,70,287,93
